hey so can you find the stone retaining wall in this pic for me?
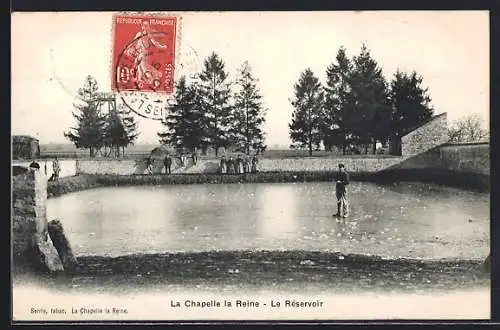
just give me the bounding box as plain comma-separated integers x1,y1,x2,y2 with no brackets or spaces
12,171,47,255
258,157,403,172
391,142,490,175
74,141,489,177
66,136,490,186
75,157,405,175
379,142,490,191
439,142,490,176
12,170,63,272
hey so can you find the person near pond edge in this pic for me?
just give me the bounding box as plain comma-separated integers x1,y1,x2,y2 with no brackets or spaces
333,163,350,218
227,156,235,174
145,156,153,174
243,155,250,174
180,153,187,167
236,155,243,174
164,154,172,175
48,157,60,181
220,156,227,174
251,155,258,173
29,159,40,172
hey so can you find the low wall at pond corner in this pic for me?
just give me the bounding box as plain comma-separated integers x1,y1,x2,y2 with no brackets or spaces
380,142,490,191
75,157,405,175
439,142,490,176
376,112,489,189
389,142,490,175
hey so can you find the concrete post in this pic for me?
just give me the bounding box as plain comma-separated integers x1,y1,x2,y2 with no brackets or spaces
48,219,79,272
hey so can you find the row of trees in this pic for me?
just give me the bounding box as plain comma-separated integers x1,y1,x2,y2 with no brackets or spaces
289,44,434,155
64,50,487,158
158,53,267,156
64,53,268,158
64,76,139,157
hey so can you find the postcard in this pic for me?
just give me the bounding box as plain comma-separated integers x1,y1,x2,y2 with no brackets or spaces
11,10,490,321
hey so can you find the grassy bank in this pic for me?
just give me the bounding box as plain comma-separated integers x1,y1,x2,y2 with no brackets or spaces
47,172,376,198
47,169,489,199
47,175,102,198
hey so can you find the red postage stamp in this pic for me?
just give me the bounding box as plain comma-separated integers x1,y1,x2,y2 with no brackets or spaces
112,14,177,94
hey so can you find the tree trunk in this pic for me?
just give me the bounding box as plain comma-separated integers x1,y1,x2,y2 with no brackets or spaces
342,129,347,155
246,101,250,155
213,75,218,158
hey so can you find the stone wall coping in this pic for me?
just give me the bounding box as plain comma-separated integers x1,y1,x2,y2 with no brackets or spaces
441,141,489,147
74,155,404,161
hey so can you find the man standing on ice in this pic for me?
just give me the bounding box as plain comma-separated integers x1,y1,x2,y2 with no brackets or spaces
333,163,350,218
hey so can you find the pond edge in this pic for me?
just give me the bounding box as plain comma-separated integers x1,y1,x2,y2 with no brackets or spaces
47,170,490,199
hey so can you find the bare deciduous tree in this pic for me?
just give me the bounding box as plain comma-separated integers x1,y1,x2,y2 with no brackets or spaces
448,113,489,143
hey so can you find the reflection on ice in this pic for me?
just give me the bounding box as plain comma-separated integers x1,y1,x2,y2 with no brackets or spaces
258,185,298,238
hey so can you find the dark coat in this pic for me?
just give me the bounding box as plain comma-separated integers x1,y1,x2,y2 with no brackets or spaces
335,171,350,195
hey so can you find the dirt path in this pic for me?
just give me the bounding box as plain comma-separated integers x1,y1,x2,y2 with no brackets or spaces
13,251,489,295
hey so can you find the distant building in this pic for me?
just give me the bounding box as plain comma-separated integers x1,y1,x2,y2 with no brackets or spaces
12,135,40,160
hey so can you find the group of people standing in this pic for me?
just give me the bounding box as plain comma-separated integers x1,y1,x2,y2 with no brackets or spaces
219,155,259,174
145,152,198,175
146,153,259,175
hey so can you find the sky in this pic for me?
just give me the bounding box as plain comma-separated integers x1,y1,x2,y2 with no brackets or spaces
11,11,489,147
